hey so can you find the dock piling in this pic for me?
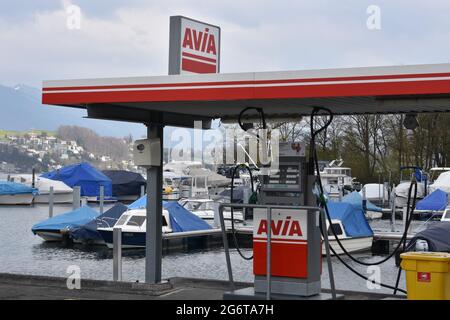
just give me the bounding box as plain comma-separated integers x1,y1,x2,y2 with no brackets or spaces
391,184,396,232
48,186,54,218
73,186,81,209
99,185,104,214
140,185,145,197
113,227,122,281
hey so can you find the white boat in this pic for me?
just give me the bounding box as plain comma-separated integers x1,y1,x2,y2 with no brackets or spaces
323,218,373,255
359,183,389,207
0,181,36,205
9,174,73,204
320,160,355,199
429,170,450,194
98,208,173,248
0,193,34,205
178,198,244,221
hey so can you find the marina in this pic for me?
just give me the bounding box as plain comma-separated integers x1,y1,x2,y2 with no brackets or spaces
3,3,450,304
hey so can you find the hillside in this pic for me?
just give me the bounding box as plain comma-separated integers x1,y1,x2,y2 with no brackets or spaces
0,84,146,138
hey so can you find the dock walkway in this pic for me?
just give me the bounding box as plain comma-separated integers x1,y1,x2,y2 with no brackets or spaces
0,273,405,300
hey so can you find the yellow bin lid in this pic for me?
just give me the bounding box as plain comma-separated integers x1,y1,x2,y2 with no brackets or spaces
400,252,450,261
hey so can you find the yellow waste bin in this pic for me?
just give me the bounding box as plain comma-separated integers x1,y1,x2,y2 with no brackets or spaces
400,252,450,300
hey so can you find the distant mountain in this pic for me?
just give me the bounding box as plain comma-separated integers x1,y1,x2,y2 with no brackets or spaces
0,84,146,139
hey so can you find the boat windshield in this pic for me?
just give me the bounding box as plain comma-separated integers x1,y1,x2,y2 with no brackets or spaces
126,215,146,227
115,214,129,226
183,201,214,211
328,223,343,236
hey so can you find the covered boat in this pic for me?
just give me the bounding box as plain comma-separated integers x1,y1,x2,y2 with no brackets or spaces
102,170,146,202
342,191,382,219
69,203,128,244
430,171,450,194
0,181,38,205
406,222,450,252
416,189,448,211
32,205,99,241
41,162,112,200
325,200,374,255
98,200,212,248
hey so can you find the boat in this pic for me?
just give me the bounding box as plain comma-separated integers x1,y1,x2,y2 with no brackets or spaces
394,166,426,207
0,181,37,205
359,183,389,207
405,221,450,252
323,200,374,255
41,162,114,202
102,170,146,202
178,198,244,221
69,203,128,245
8,174,73,203
98,201,212,248
429,171,450,194
320,159,355,199
341,191,383,220
32,206,99,241
414,188,448,220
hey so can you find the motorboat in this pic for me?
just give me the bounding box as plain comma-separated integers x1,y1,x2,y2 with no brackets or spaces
394,166,426,207
178,198,244,221
320,159,355,199
324,219,374,255
32,206,99,241
322,200,374,255
359,183,389,207
69,203,128,245
41,162,113,202
98,201,212,248
8,174,73,203
102,170,146,202
0,180,37,205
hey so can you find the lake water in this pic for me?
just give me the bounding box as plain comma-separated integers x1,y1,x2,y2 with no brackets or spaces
0,201,428,295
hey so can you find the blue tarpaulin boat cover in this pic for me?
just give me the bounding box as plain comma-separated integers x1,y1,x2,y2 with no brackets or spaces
31,206,99,233
69,203,128,241
406,222,450,252
0,181,38,195
342,191,382,212
164,201,212,232
326,201,374,237
127,195,211,232
416,189,448,211
102,170,146,197
128,195,146,209
41,162,112,197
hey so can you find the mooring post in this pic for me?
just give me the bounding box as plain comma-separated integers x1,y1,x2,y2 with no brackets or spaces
113,227,122,281
391,184,396,232
362,185,367,213
213,202,220,228
140,184,145,197
48,186,54,218
243,187,250,220
99,185,104,214
73,186,81,209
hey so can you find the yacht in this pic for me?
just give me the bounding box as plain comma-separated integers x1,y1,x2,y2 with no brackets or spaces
320,159,355,199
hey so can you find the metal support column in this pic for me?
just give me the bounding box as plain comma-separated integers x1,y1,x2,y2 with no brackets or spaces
145,124,164,284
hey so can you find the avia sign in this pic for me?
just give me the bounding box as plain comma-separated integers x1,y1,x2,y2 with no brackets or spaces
169,16,221,75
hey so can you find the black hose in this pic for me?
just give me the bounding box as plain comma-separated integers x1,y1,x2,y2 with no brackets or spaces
310,106,414,294
230,163,254,260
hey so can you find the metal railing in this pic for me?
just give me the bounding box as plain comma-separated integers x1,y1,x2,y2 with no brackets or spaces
218,203,332,300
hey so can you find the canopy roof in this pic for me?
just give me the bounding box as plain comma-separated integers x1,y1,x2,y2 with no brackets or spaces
42,63,450,128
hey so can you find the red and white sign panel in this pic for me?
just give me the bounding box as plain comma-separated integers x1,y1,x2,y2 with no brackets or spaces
169,16,220,75
253,209,309,278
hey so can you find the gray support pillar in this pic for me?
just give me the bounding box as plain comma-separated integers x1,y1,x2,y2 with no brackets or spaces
145,124,164,284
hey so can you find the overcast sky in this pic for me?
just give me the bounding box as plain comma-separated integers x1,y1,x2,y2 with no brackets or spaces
2,0,450,87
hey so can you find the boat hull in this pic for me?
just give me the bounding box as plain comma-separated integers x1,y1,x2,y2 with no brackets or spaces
99,229,146,249
34,230,63,242
33,193,73,204
0,193,34,205
323,236,373,255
